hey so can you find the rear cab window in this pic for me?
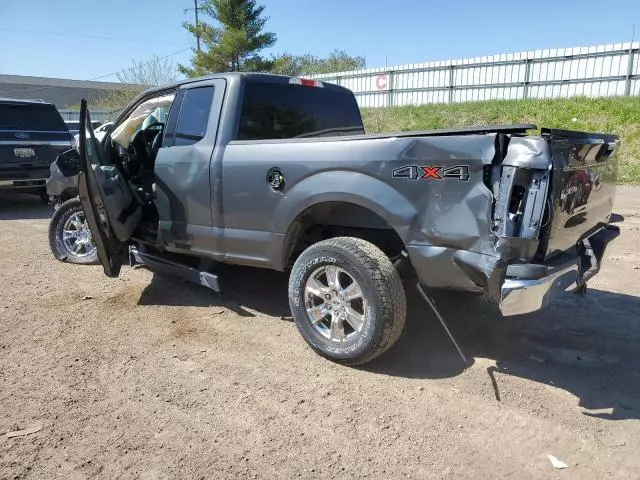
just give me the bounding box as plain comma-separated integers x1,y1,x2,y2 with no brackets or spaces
237,80,364,140
0,102,67,132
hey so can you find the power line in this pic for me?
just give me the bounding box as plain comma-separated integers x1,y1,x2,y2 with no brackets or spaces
83,48,191,81
0,27,183,46
0,48,191,96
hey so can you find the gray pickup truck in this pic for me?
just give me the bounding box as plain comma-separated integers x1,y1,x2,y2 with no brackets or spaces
63,73,620,365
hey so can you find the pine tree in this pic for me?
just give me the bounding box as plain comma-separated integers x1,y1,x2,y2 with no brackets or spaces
271,50,366,76
179,0,276,76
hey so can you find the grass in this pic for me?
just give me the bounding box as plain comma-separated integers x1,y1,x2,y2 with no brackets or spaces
362,97,640,183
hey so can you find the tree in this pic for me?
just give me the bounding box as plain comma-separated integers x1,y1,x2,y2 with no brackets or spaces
95,55,178,112
270,49,366,76
116,54,178,87
179,0,276,76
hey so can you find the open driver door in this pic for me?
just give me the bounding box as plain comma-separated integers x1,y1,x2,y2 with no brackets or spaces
77,99,142,277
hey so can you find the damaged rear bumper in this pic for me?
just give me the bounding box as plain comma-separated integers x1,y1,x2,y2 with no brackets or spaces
407,222,620,316
499,223,620,316
499,262,578,316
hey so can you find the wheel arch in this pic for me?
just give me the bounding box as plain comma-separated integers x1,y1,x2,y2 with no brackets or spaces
275,172,417,268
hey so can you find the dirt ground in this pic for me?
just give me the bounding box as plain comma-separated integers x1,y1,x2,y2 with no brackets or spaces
1,188,639,480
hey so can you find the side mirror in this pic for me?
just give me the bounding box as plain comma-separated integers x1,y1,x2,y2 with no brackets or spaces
56,148,81,177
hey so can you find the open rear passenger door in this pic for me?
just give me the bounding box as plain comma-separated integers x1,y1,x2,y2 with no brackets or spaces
77,99,142,277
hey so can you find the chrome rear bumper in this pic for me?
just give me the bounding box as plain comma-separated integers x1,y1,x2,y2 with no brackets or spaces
499,223,620,316
500,263,578,316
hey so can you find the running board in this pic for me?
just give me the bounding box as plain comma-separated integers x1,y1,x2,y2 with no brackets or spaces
129,246,221,292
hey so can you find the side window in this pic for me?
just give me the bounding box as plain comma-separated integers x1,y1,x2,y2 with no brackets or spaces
162,89,185,148
110,92,175,150
173,86,214,147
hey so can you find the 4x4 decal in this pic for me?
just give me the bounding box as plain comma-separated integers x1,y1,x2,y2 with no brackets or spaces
392,165,470,181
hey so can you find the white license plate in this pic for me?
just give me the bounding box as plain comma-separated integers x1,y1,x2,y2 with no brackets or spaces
14,147,36,158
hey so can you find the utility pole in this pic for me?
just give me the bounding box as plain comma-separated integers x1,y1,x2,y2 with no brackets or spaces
194,0,200,53
184,0,201,53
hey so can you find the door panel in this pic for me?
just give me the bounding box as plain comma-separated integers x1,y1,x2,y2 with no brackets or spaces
77,100,141,277
154,79,226,254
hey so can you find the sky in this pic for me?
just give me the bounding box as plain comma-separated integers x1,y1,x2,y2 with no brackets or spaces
0,0,639,81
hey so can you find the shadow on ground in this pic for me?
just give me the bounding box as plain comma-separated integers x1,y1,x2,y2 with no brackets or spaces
137,264,291,318
0,193,53,220
366,287,640,421
138,265,640,421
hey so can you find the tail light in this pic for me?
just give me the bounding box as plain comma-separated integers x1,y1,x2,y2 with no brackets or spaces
289,77,324,88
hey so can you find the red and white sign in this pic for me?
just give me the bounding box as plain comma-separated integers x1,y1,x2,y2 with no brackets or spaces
375,74,389,90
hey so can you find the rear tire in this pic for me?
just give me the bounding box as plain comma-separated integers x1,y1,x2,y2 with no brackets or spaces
48,198,99,265
288,237,406,365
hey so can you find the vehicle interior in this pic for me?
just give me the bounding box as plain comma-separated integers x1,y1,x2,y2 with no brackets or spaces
100,92,176,232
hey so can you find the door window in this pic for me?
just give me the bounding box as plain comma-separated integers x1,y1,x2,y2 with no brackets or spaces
110,93,175,150
173,86,215,147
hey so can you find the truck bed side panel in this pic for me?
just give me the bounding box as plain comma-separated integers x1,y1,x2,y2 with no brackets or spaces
219,134,498,274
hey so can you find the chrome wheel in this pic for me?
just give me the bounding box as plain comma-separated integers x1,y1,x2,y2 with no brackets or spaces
304,265,367,342
61,212,96,258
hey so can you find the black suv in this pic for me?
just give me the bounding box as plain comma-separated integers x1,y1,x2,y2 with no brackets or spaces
0,98,72,200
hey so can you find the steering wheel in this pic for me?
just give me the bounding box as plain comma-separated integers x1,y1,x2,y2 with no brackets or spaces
126,122,165,174
133,122,164,156
122,122,164,204
144,121,165,160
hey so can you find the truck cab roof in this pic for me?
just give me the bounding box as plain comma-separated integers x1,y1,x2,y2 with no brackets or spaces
138,72,353,98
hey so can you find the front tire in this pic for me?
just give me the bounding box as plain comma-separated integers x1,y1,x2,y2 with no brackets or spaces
48,198,99,265
288,237,406,365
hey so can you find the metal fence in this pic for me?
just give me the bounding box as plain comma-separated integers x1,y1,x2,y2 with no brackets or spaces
312,42,640,107
57,108,119,123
